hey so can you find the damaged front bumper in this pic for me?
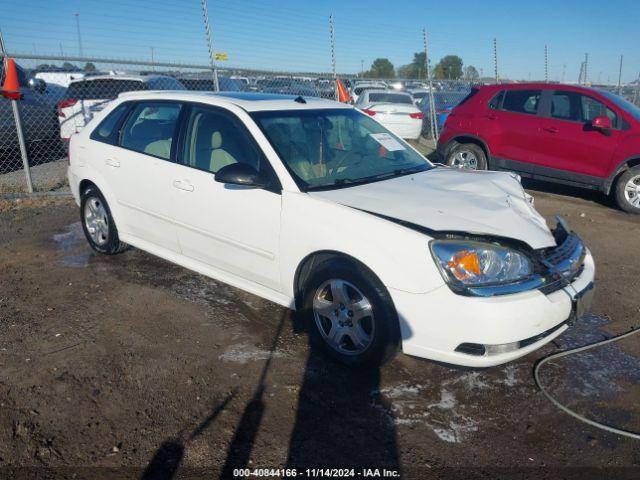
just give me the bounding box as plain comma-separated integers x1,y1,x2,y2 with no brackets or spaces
389,220,596,367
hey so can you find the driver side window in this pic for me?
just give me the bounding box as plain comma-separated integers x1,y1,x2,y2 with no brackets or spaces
181,106,262,174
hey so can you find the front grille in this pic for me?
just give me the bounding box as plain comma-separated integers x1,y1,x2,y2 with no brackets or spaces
536,230,586,294
542,233,581,266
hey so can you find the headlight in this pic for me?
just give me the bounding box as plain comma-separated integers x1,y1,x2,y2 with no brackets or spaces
430,240,533,290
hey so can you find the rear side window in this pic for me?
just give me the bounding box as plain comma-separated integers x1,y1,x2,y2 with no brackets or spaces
90,103,131,144
489,91,504,109
550,91,578,120
367,93,413,104
120,102,182,160
502,90,541,115
65,79,146,100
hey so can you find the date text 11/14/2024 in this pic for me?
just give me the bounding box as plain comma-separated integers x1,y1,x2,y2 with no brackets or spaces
233,468,401,478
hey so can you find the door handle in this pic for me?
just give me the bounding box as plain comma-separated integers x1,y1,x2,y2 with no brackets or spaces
485,114,497,120
105,158,120,168
542,126,559,133
173,180,194,192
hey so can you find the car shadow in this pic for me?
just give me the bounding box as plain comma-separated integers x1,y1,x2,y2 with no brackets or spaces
140,391,235,480
285,349,401,472
521,178,616,209
142,308,400,478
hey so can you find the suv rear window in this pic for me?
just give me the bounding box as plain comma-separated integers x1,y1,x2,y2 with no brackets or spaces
65,79,146,100
502,89,541,115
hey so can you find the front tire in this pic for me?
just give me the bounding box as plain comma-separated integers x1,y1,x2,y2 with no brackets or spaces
80,185,127,254
446,143,487,170
613,166,640,214
302,260,400,368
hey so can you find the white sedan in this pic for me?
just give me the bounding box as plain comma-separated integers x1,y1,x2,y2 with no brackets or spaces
68,91,595,368
355,90,424,140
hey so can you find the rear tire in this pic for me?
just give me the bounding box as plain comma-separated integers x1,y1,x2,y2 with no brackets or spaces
301,259,400,368
613,166,640,214
80,185,127,254
446,143,487,170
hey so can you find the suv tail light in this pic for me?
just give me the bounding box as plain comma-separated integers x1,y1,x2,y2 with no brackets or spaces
362,109,376,116
409,112,425,119
56,99,77,117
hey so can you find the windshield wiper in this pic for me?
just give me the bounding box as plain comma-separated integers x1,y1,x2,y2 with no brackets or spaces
305,166,429,191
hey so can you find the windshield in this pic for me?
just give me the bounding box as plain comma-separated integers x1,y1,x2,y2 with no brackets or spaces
597,89,640,121
251,108,432,191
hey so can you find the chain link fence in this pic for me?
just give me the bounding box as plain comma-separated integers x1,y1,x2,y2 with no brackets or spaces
1,55,345,193
1,0,638,195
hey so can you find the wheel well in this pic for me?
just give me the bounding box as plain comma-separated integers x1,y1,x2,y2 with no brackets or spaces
293,251,383,310
79,179,97,196
448,136,489,161
607,158,640,194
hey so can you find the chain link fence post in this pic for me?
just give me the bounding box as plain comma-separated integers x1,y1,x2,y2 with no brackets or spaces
1,31,33,193
493,38,499,83
329,14,337,101
422,28,438,143
201,0,220,92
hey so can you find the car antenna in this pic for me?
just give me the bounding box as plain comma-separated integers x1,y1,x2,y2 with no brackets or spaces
294,95,306,104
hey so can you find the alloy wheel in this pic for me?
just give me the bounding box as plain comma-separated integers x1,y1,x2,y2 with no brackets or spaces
312,279,375,355
623,174,640,208
84,196,110,246
451,149,478,169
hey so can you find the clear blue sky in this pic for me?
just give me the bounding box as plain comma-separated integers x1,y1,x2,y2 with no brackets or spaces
1,0,638,83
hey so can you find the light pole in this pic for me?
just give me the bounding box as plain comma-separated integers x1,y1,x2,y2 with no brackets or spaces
74,13,83,57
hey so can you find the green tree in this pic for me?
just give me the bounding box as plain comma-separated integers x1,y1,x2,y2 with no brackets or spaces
83,62,96,72
433,55,463,80
365,58,395,78
397,52,428,79
464,65,479,80
62,62,79,71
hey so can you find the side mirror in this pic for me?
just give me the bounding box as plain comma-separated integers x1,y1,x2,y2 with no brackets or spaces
214,163,268,188
28,77,46,94
591,115,612,132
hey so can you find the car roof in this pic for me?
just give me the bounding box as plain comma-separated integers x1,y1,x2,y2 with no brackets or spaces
479,82,603,94
365,89,411,96
116,90,353,112
69,74,173,84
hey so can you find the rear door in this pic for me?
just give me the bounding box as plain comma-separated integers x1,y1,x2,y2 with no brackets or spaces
485,88,542,166
102,100,184,252
532,89,621,179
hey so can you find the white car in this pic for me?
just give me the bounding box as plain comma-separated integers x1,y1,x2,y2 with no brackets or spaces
67,91,595,368
355,90,424,140
57,74,185,140
350,81,387,103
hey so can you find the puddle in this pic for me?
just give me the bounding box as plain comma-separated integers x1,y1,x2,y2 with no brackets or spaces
52,222,92,268
544,313,640,400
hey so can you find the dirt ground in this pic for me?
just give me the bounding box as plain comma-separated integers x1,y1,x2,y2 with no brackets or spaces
0,183,639,479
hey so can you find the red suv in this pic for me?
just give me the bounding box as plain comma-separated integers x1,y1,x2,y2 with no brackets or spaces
436,83,640,213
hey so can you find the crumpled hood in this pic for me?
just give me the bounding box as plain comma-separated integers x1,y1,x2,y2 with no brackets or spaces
309,168,557,249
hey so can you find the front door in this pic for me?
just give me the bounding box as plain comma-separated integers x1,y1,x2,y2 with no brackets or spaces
170,104,282,291
532,90,621,179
